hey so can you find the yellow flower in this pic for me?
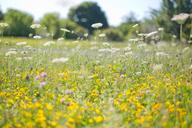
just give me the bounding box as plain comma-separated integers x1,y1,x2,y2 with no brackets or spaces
152,103,161,111
94,116,104,123
45,103,53,110
36,110,46,124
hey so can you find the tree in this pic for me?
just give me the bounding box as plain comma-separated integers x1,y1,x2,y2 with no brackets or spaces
60,19,86,40
123,12,139,24
0,6,3,20
40,13,60,39
68,1,109,34
151,0,192,40
4,9,33,37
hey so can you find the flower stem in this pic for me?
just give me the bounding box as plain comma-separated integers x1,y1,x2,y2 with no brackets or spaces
180,24,183,42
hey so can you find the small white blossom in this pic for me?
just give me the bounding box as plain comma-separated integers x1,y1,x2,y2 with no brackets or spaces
152,64,163,72
33,35,42,39
30,24,41,29
5,51,17,56
132,24,138,28
0,22,9,28
52,57,69,63
102,42,110,47
171,13,189,24
99,33,106,38
43,41,55,46
91,23,103,29
60,28,71,33
16,42,27,46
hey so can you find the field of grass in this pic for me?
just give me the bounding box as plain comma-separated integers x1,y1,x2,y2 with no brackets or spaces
0,37,192,128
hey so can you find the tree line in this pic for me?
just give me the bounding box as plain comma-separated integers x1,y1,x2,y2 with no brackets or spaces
0,0,191,42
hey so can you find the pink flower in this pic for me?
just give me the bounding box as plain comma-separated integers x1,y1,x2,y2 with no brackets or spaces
35,75,40,80
40,72,47,78
40,81,46,87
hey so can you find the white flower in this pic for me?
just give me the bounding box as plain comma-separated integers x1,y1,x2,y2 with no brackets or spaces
111,48,120,53
98,48,111,53
156,52,169,57
138,33,147,37
158,28,164,31
33,35,42,39
24,45,33,49
16,57,32,61
137,43,147,48
152,64,163,72
182,47,189,53
52,57,69,63
99,33,106,38
171,13,189,24
102,42,110,47
125,51,133,56
5,51,17,56
91,23,103,29
30,24,41,29
189,65,192,69
57,37,64,41
84,33,89,37
8,48,17,51
16,42,27,46
146,31,158,38
43,41,55,46
60,28,71,33
132,24,138,28
172,35,177,39
129,38,139,42
0,22,9,28
124,47,131,52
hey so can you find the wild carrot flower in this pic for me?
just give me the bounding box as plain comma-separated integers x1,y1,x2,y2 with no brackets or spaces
91,23,103,29
52,57,69,63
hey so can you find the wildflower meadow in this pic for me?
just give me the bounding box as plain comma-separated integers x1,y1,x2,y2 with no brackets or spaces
0,35,192,127
0,0,192,128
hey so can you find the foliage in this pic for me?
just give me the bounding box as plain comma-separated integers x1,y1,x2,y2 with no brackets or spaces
68,1,109,34
0,6,3,21
40,13,60,39
151,0,192,40
118,12,140,40
60,19,87,40
100,28,124,42
3,9,33,37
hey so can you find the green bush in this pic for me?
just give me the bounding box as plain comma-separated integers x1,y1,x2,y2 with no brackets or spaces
60,19,87,40
4,9,33,37
101,28,124,42
40,13,60,39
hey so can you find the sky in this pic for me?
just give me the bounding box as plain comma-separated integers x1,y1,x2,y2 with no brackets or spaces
0,0,161,26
